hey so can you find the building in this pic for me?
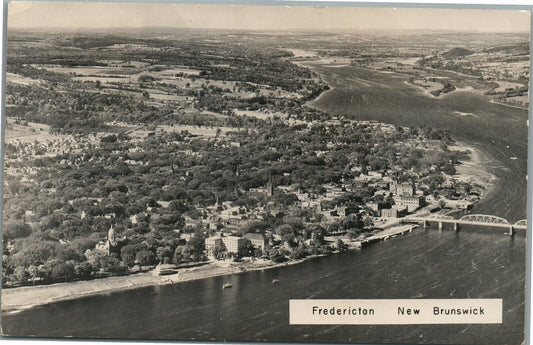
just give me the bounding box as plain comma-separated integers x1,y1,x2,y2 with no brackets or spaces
366,202,390,216
94,225,123,255
392,182,415,196
222,236,245,254
205,234,245,257
205,236,223,257
322,205,347,222
243,232,268,251
381,206,408,218
394,195,425,212
266,180,273,197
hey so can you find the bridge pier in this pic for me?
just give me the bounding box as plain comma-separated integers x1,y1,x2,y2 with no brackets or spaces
454,222,459,232
438,221,443,230
423,220,429,228
509,225,515,236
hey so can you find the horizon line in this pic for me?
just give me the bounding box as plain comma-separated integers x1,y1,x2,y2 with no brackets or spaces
8,26,531,34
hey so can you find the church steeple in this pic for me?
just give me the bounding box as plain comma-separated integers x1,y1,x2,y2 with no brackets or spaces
267,171,273,197
108,225,116,246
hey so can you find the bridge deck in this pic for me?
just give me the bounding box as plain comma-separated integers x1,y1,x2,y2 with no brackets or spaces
406,217,527,230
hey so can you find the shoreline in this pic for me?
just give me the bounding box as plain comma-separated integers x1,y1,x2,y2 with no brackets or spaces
449,140,498,202
1,253,330,314
0,222,439,315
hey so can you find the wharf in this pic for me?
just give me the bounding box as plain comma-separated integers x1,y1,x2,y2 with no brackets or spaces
360,224,418,247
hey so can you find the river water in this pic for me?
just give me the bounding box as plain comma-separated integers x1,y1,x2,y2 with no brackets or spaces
2,227,526,344
2,65,528,344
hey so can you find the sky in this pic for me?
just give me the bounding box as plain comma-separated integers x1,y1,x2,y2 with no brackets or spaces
7,1,531,32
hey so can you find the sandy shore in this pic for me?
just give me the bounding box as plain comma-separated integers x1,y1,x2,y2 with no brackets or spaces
449,140,498,200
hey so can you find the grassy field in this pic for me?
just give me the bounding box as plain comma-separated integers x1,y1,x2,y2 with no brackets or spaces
6,73,41,85
5,120,53,141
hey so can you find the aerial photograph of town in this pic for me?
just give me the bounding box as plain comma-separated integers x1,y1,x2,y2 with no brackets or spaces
0,2,529,345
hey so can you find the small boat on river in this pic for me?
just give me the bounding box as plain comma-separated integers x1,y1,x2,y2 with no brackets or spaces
222,283,233,289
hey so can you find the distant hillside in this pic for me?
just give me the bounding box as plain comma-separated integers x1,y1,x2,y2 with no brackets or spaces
483,43,530,55
442,47,475,58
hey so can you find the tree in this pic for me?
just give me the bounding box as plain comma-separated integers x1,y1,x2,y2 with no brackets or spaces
121,244,144,267
240,239,254,257
173,245,193,264
347,229,361,240
275,224,296,244
268,248,286,263
27,265,40,285
363,216,374,228
213,241,227,260
75,261,94,279
100,134,117,144
99,255,126,275
156,246,172,264
14,266,29,284
51,262,76,282
336,239,347,252
3,221,32,241
442,163,456,175
290,244,307,260
136,250,156,268
188,229,206,259
56,245,82,263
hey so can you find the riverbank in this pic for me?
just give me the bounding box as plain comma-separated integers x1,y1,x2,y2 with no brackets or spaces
449,140,498,201
3,222,422,314
1,253,329,314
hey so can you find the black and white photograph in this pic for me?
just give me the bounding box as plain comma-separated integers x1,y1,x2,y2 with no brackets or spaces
0,1,529,344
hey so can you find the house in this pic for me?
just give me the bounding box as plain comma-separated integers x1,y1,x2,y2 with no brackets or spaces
180,233,194,242
243,232,268,251
366,202,391,216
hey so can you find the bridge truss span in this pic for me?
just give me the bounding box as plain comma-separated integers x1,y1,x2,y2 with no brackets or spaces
514,219,527,229
459,214,510,225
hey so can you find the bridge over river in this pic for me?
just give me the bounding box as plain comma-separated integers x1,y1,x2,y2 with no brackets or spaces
405,214,527,235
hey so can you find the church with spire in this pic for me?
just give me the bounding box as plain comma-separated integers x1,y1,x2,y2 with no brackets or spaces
94,224,125,255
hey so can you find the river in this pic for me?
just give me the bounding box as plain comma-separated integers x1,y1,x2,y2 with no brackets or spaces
2,227,526,344
1,64,528,345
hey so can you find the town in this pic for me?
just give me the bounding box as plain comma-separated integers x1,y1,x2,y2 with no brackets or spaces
3,113,479,286
2,29,520,287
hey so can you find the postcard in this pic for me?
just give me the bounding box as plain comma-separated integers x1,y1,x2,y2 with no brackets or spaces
1,2,529,344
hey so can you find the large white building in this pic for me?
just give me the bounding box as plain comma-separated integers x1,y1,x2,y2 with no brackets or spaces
393,195,425,212
205,234,244,257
